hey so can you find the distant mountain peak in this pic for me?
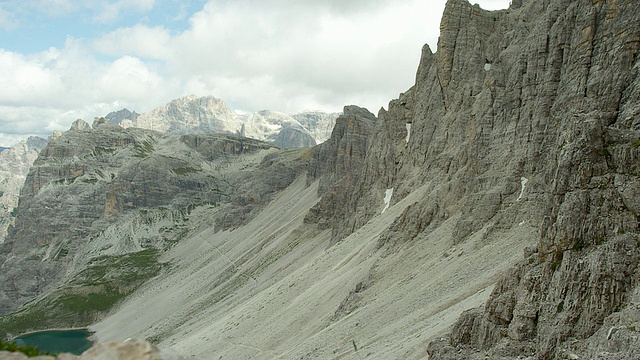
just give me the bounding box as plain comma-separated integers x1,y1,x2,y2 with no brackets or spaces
117,95,340,148
105,108,140,126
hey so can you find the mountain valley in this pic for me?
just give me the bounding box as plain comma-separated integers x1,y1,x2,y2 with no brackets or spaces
1,0,640,359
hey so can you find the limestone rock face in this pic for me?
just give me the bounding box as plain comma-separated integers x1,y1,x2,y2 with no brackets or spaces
118,95,338,147
70,119,91,131
291,111,340,144
0,137,48,244
241,110,317,148
273,127,316,149
301,0,640,357
126,95,240,135
408,0,640,358
78,340,188,360
1,0,639,357
305,105,376,238
105,108,139,125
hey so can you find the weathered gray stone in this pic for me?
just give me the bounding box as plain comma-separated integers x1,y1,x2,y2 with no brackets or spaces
304,105,377,240
104,109,139,126
78,340,187,360
421,0,640,358
0,136,48,243
273,126,316,148
70,119,91,131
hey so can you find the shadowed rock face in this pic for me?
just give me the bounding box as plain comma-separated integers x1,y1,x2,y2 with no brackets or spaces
274,127,316,148
304,106,377,240
304,0,640,357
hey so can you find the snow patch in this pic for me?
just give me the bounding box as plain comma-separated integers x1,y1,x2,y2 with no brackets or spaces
517,177,528,201
405,123,412,143
484,63,492,71
382,188,394,214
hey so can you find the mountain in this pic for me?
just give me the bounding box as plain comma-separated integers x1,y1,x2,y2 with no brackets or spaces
118,95,339,148
104,108,139,125
122,95,241,134
0,136,48,244
0,119,312,330
292,111,339,144
1,0,640,359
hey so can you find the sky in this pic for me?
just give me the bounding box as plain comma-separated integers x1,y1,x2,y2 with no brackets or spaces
0,0,510,147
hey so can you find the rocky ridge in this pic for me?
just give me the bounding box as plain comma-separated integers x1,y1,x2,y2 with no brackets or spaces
117,95,339,148
0,119,311,333
0,137,48,244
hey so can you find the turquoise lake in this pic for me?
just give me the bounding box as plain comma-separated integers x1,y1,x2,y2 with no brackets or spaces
14,329,93,355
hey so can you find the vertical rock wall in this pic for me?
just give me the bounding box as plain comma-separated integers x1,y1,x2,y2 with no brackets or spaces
307,0,640,357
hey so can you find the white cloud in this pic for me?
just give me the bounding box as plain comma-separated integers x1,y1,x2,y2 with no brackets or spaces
94,0,157,23
91,0,447,113
0,8,19,30
0,40,180,146
0,49,65,106
92,25,172,59
39,0,76,14
96,55,167,105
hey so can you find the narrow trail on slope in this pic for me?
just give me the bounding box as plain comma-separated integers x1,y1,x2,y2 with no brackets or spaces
199,234,258,289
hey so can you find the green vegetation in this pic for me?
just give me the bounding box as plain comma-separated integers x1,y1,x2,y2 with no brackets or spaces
0,249,164,336
54,248,69,260
133,140,155,158
631,139,640,148
0,338,52,357
73,248,163,286
92,146,116,156
550,261,560,271
172,167,201,175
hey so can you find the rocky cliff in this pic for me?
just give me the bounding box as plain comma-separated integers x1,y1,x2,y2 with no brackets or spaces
303,0,640,358
0,137,48,244
119,95,339,148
